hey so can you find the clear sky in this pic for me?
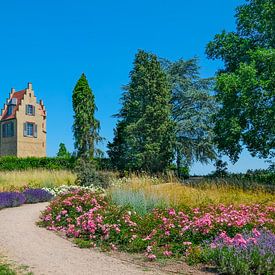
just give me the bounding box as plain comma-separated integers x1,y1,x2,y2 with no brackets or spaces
0,0,270,174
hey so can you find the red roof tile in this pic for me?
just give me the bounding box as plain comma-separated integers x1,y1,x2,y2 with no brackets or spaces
1,90,26,120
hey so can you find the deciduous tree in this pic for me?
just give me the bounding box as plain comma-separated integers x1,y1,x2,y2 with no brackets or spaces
206,0,275,161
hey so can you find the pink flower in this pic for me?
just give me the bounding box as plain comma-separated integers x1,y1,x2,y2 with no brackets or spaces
252,228,261,237
110,243,117,251
210,243,217,249
168,208,176,216
163,250,172,257
76,206,83,213
61,210,68,215
183,242,192,246
233,234,247,246
147,254,156,261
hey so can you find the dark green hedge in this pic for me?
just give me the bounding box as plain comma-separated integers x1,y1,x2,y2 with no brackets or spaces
0,156,76,170
0,156,113,171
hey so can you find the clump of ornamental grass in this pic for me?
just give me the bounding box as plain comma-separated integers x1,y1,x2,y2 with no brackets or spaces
110,189,169,215
111,180,274,208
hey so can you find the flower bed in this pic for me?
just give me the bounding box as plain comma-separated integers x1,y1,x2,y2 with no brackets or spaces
200,229,275,274
39,189,275,273
0,192,26,209
0,188,53,209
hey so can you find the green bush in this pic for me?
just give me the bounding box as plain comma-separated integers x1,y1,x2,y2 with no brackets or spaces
0,156,112,171
0,156,75,170
75,158,111,188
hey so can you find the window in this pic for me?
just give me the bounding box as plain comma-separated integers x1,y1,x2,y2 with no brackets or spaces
26,105,35,116
23,122,37,137
2,122,14,138
7,105,14,116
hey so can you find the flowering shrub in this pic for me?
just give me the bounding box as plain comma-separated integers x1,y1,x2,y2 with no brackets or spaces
0,192,26,209
39,190,275,265
23,189,53,204
42,185,104,196
200,229,275,274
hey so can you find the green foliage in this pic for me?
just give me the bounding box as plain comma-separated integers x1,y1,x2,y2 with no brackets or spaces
212,159,228,178
201,244,275,275
168,163,189,179
0,156,75,170
57,143,71,158
0,156,110,172
0,262,16,275
206,0,275,161
74,158,110,188
108,50,175,173
161,57,217,173
72,73,102,159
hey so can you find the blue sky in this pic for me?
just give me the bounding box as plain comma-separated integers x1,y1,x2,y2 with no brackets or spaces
0,0,270,174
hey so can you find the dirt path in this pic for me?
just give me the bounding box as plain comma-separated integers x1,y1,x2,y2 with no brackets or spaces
0,203,162,275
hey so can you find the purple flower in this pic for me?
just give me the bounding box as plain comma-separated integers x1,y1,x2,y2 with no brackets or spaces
0,192,26,209
23,189,53,204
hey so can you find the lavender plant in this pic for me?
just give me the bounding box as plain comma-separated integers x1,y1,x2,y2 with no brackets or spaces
23,189,53,204
0,192,26,209
202,229,275,275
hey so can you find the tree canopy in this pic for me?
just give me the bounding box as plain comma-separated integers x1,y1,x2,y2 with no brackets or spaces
108,50,175,173
72,73,102,159
161,58,217,174
206,0,275,162
56,143,71,158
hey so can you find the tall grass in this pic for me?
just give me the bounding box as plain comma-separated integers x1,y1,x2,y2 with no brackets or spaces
110,176,275,208
0,169,76,191
110,188,169,215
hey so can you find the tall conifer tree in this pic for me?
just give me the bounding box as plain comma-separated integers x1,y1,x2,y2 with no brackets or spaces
108,50,175,173
72,73,101,159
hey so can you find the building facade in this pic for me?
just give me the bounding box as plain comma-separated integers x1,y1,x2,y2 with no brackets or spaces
0,83,46,157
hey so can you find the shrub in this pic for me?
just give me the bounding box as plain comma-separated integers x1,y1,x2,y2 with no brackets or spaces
42,185,104,196
75,159,111,188
0,156,112,171
0,156,76,171
23,189,53,204
0,192,26,209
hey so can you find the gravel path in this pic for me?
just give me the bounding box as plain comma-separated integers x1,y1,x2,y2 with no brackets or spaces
0,203,159,275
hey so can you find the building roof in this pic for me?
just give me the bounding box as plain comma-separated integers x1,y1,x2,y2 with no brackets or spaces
1,90,26,120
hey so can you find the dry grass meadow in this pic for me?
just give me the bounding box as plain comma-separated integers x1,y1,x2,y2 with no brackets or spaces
0,169,76,191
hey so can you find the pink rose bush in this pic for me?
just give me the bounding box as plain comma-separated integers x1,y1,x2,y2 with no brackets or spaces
39,189,275,265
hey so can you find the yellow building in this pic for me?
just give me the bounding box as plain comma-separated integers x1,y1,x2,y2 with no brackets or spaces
0,83,46,157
